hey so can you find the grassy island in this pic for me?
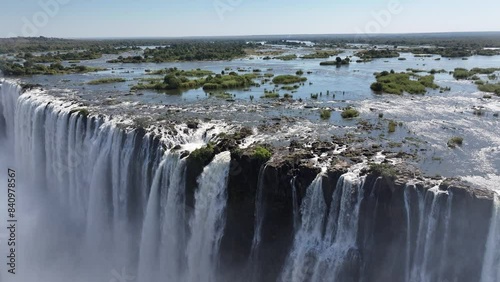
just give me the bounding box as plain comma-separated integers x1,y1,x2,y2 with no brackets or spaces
355,49,400,59
272,75,307,84
132,68,257,92
0,60,106,76
370,71,439,95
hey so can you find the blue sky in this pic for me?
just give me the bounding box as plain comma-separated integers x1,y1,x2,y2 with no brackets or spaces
1,0,499,38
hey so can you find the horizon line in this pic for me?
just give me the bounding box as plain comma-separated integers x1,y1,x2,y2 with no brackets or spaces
2,30,500,40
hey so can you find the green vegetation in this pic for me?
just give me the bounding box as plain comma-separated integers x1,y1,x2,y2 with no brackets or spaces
370,71,438,95
0,60,105,76
388,120,398,133
188,143,216,164
407,68,447,75
209,92,233,99
300,50,341,59
406,68,427,73
418,75,439,89
21,50,102,63
281,85,300,91
132,71,256,92
355,49,400,59
320,56,350,66
341,108,360,119
453,68,471,79
447,137,464,148
262,91,280,99
410,47,472,58
451,68,500,94
453,68,500,80
272,75,307,84
149,68,214,77
69,108,90,117
109,41,246,63
319,109,332,120
478,83,500,95
2,35,499,59
476,49,500,56
296,70,304,75
369,163,397,179
87,77,126,85
202,73,257,90
252,146,272,161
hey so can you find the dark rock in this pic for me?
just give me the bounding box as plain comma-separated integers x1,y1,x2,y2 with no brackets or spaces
186,120,199,129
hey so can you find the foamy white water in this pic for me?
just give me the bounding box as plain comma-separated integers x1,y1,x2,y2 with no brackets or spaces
186,151,231,282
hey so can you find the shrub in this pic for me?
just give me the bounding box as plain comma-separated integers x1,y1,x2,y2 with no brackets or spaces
447,137,463,148
261,92,279,99
252,146,272,161
87,77,126,85
209,92,233,99
69,108,90,117
188,143,215,164
369,163,397,179
388,120,398,133
320,109,331,120
341,108,360,119
272,75,307,84
370,82,383,92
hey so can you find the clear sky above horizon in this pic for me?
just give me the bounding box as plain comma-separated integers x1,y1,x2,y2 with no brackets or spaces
0,0,499,38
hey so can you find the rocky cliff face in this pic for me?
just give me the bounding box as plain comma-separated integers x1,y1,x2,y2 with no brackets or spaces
1,80,496,282
182,139,495,282
179,132,495,282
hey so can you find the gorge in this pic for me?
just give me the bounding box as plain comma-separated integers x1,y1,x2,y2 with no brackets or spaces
0,78,499,282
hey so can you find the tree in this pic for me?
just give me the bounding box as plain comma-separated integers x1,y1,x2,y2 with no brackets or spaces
371,82,383,92
164,74,181,89
50,63,64,70
336,57,342,64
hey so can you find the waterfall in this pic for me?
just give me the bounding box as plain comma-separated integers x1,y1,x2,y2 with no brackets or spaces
1,78,499,282
138,152,187,282
481,195,500,282
291,176,300,232
138,157,166,282
280,172,365,282
0,80,230,281
186,151,231,282
250,165,268,254
402,183,458,282
404,184,413,282
0,79,20,145
159,153,188,281
247,164,268,282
